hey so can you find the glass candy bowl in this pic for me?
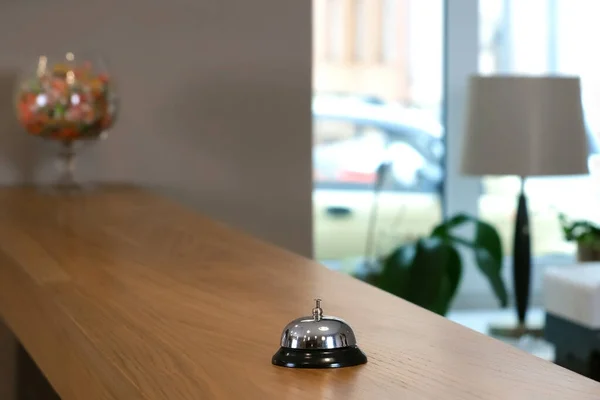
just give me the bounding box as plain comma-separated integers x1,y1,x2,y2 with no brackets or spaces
15,52,118,189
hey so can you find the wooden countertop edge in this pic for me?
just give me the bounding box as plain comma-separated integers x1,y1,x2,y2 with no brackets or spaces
0,224,147,399
0,185,599,399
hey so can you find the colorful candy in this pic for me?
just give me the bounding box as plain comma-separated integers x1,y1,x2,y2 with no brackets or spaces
15,61,117,140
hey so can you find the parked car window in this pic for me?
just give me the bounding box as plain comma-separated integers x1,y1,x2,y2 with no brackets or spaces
314,118,379,188
313,116,443,193
313,119,356,146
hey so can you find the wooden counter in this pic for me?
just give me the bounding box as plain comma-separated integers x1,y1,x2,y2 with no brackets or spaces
0,185,598,399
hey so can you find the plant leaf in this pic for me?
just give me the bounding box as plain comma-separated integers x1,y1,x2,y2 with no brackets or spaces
558,213,600,242
421,243,462,315
464,218,508,307
474,219,503,265
474,247,508,307
440,215,508,308
405,237,462,315
376,243,416,298
431,213,470,238
440,246,462,315
370,212,508,314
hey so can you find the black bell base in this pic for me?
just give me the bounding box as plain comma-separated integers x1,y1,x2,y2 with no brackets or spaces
272,346,367,369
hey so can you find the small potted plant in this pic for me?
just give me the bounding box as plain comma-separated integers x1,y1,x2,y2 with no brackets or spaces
558,213,600,262
355,213,508,315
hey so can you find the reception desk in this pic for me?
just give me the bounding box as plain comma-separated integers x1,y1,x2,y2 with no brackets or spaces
0,185,598,399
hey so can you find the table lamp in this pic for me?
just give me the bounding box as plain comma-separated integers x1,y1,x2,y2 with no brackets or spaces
462,75,589,337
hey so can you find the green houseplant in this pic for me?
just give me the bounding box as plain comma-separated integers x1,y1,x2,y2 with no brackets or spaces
559,213,600,262
356,213,508,315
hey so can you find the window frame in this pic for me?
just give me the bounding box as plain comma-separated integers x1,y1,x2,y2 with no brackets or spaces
443,0,479,219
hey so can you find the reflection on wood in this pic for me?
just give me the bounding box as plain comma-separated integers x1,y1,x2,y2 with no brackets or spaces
0,319,16,400
17,343,60,400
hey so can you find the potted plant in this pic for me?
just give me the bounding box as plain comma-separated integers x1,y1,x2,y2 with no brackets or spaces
355,213,508,315
558,213,600,262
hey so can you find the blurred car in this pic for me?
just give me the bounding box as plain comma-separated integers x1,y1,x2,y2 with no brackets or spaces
313,94,444,190
313,94,600,267
312,95,444,262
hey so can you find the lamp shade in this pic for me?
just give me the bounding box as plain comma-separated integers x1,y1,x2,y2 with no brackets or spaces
462,75,589,177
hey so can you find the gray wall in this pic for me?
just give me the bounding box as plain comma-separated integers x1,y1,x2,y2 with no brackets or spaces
0,2,312,395
0,0,313,257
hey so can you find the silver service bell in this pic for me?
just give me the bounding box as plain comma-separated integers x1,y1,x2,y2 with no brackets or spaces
271,299,368,368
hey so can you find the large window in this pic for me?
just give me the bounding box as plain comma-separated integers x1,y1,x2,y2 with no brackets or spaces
478,0,600,261
312,0,444,272
312,1,600,299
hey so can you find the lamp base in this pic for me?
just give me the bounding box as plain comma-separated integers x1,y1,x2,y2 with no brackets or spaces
488,322,544,339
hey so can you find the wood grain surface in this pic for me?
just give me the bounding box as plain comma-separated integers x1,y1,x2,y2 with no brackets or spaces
0,185,598,399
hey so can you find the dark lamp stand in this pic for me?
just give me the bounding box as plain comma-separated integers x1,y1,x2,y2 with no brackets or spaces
489,178,544,338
